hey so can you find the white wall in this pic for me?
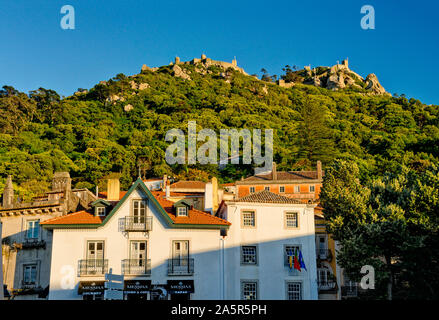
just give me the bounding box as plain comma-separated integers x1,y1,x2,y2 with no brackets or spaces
222,202,318,300
48,187,224,300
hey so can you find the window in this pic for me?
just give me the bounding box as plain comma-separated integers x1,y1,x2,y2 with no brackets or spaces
241,281,258,300
23,265,37,285
318,268,330,286
309,185,315,192
26,220,39,239
279,186,285,193
285,212,298,228
87,241,104,260
241,246,257,265
96,207,106,217
294,185,300,193
249,187,255,194
286,282,302,300
284,245,300,267
133,200,147,223
264,186,270,191
242,211,256,227
177,206,188,217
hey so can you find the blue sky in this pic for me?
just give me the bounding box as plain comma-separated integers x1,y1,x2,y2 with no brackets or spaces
1,0,438,104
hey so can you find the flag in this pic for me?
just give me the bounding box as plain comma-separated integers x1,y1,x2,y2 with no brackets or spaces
287,249,293,269
293,248,301,271
298,250,307,271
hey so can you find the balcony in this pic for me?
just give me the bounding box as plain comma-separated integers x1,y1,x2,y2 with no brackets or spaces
316,248,332,261
168,258,194,275
318,280,337,293
122,259,151,276
21,239,46,250
341,284,358,297
119,216,153,232
78,259,108,276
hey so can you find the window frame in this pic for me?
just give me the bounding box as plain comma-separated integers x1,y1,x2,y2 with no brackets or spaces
284,211,299,229
176,206,188,217
285,281,302,300
26,220,40,240
294,185,300,193
264,186,270,191
309,185,315,192
249,186,255,194
279,186,285,193
23,264,38,285
96,206,106,217
241,210,256,228
241,280,258,300
240,245,258,265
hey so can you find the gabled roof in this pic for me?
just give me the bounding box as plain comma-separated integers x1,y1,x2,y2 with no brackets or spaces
234,190,303,204
41,178,230,229
91,199,111,207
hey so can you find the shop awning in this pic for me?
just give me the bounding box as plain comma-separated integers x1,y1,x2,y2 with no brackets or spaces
78,281,105,295
167,280,194,294
124,280,151,294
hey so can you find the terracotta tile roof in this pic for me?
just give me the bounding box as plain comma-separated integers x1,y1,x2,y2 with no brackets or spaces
235,190,303,204
170,181,206,189
41,211,103,225
151,191,230,226
41,190,230,227
221,182,236,187
239,171,323,183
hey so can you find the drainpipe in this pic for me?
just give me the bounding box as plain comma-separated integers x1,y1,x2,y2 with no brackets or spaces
220,237,225,300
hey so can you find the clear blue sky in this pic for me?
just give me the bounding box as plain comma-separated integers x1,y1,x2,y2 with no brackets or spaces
1,0,438,104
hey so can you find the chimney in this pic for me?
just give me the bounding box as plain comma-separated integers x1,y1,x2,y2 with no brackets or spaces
272,162,277,180
212,177,218,212
162,175,168,191
204,181,213,214
165,180,170,199
317,161,322,180
2,175,14,209
107,178,120,201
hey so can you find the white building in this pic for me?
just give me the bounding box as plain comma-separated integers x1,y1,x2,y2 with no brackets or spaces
217,190,318,300
42,178,230,300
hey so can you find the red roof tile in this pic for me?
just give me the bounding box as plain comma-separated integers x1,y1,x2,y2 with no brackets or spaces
41,211,103,225
170,181,206,189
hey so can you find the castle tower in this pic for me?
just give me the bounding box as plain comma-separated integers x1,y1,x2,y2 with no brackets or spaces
51,172,72,192
232,57,237,67
175,56,180,64
201,54,207,60
342,58,349,69
2,175,14,209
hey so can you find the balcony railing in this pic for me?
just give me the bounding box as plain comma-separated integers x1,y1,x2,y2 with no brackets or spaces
341,284,358,297
21,239,46,250
318,280,337,292
168,258,194,275
122,259,151,275
119,216,153,232
78,259,108,276
316,248,332,261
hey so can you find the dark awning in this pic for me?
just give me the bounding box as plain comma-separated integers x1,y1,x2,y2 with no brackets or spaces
167,280,194,294
124,280,151,294
78,281,105,295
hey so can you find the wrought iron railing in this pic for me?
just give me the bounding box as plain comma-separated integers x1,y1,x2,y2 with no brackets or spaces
318,280,337,292
78,259,108,276
168,258,194,275
316,248,333,261
119,216,153,232
122,259,151,275
341,284,358,297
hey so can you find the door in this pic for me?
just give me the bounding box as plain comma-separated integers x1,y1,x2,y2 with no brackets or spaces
87,241,104,273
133,201,146,224
130,241,147,273
172,241,189,271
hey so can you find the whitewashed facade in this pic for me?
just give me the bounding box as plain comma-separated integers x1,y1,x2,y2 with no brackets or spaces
43,179,230,300
217,190,318,300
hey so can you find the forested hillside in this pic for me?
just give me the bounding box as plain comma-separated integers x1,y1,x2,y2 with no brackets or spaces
1,62,438,201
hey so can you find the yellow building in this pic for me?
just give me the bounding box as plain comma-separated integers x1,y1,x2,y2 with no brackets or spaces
314,206,340,300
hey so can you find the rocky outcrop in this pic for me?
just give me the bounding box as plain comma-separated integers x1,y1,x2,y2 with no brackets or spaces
124,104,133,112
129,80,150,91
365,73,387,95
172,64,191,81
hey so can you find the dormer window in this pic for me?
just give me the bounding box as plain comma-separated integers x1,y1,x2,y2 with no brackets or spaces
96,207,106,217
177,206,188,217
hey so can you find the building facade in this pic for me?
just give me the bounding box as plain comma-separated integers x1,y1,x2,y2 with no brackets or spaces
217,190,319,300
0,172,96,300
42,178,230,300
